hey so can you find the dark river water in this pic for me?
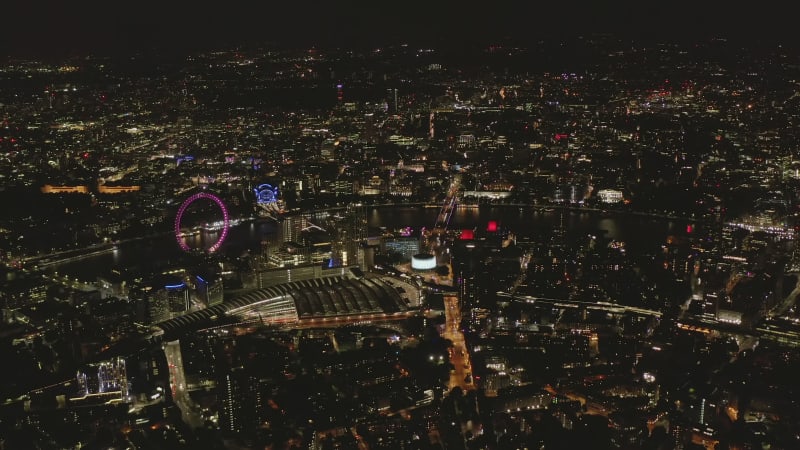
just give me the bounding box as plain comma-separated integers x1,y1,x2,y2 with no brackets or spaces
48,206,687,280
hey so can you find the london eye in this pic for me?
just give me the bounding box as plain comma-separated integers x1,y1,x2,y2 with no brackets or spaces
174,192,230,253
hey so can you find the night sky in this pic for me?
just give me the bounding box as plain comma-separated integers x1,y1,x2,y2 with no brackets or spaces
1,1,798,57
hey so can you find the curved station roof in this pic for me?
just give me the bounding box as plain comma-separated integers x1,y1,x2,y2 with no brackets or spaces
154,275,419,338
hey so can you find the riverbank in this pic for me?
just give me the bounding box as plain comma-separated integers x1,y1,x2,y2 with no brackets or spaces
42,204,689,281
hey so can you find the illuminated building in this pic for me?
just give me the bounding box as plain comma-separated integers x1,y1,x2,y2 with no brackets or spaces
461,190,512,200
411,253,436,271
40,184,89,194
194,274,223,306
220,369,265,435
552,183,587,204
257,263,354,288
717,309,742,325
164,282,190,313
75,357,129,400
329,203,367,269
383,236,420,263
146,279,190,324
267,207,366,271
459,272,479,312
359,176,386,196
493,386,552,411
330,178,354,195
253,183,282,218
97,184,141,194
319,138,337,160
693,397,717,427
598,189,624,203
279,214,310,245
154,275,420,338
264,242,314,268
457,134,476,147
0,277,47,308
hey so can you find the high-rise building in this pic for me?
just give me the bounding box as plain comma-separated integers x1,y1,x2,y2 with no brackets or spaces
670,420,689,450
146,280,191,324
165,282,190,314
459,272,477,307
383,236,420,263
194,274,223,307
387,88,398,113
220,370,244,433
693,397,717,427
76,357,129,400
260,206,367,274
147,290,170,324
331,203,367,269
280,214,310,244
219,370,266,434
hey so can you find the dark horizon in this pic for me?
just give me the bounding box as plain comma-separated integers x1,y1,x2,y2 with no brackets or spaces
3,1,800,59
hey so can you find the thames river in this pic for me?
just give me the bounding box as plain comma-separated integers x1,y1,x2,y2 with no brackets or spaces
48,206,688,280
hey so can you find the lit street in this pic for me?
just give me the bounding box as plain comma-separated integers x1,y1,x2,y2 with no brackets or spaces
443,293,475,392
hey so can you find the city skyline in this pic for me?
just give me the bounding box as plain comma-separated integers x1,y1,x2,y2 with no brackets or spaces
2,23,800,450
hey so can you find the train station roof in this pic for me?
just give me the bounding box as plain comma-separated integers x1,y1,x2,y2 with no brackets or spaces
154,275,414,338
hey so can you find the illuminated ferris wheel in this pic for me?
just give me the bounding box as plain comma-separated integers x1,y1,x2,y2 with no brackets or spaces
174,192,230,253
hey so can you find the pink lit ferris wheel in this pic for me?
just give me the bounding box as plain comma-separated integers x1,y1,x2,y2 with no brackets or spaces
174,192,230,253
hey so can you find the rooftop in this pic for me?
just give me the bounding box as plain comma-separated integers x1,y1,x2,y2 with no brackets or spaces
154,275,419,338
